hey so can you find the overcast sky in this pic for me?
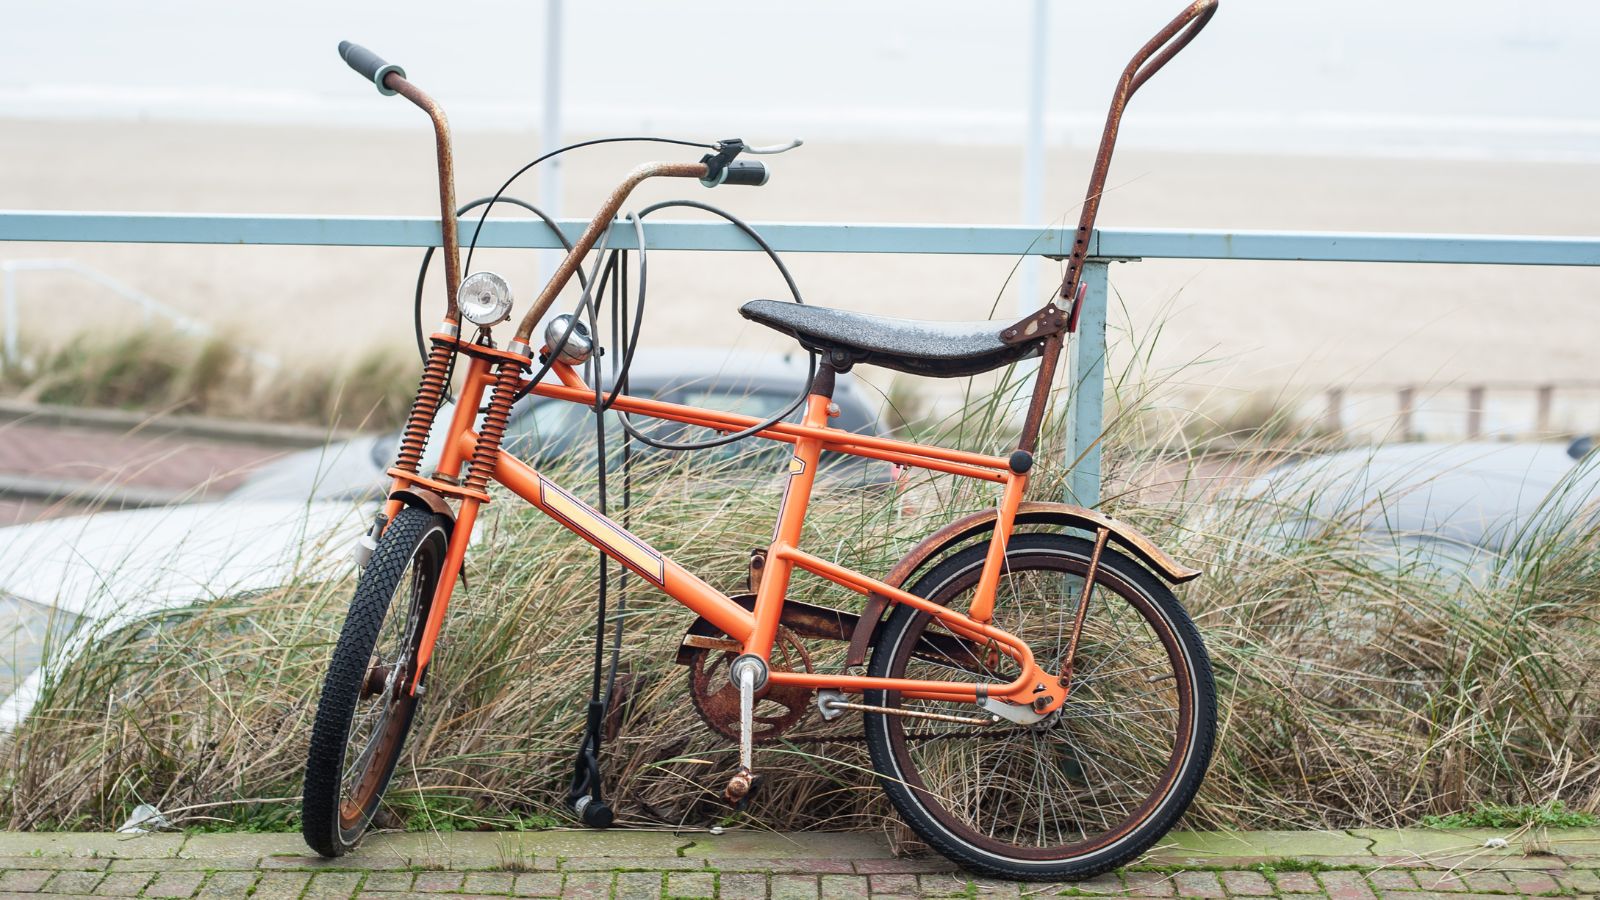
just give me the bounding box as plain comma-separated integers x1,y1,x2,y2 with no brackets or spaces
3,0,1598,159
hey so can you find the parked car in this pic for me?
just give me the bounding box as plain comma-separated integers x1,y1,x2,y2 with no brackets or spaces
0,500,363,728
1235,437,1600,571
230,350,890,503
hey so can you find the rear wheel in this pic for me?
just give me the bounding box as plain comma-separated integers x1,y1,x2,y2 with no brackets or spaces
302,507,448,857
864,533,1215,881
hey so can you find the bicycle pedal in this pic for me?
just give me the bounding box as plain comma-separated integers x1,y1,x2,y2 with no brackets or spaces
723,768,764,809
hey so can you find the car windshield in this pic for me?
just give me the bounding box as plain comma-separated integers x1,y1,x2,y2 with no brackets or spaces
0,593,82,700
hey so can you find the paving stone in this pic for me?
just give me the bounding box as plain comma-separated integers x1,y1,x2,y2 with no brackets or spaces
917,873,975,897
110,857,252,872
90,871,151,897
562,856,705,872
1171,871,1224,898
0,833,184,860
1054,873,1119,896
720,858,854,875
1365,870,1417,891
1273,871,1322,894
0,857,110,872
0,871,51,893
968,877,1021,897
361,872,415,892
1121,871,1177,896
43,870,104,893
1503,868,1562,894
665,871,715,899
717,872,768,900
462,872,518,894
181,833,307,859
1413,871,1470,892
412,870,465,892
817,873,870,899
304,871,365,899
867,873,918,894
250,871,315,899
614,871,663,900
1317,870,1377,900
513,871,563,897
196,871,259,898
851,857,957,874
1455,870,1514,893
558,871,611,899
1219,871,1273,895
144,871,206,898
770,874,820,900
1555,868,1600,893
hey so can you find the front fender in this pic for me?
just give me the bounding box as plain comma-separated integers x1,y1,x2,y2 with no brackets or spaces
843,501,1199,666
388,486,456,532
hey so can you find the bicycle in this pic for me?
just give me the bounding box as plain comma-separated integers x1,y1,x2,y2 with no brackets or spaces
303,0,1219,881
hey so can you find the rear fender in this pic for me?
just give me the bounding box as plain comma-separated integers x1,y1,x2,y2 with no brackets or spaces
844,501,1199,667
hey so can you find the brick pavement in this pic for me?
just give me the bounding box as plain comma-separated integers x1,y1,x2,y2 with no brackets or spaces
0,418,284,525
0,828,1594,899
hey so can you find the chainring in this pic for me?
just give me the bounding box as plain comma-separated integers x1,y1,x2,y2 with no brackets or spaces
686,627,813,744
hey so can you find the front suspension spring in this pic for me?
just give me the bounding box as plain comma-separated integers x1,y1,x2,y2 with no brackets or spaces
395,336,454,473
464,359,523,493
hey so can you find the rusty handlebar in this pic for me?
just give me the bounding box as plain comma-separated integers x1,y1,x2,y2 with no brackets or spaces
1054,0,1219,305
339,41,464,323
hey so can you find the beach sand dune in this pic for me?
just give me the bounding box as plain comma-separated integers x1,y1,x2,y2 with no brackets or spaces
3,119,1597,418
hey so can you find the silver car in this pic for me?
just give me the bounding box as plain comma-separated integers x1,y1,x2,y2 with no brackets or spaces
231,350,888,503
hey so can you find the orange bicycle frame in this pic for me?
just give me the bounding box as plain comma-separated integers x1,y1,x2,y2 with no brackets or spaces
381,343,1061,713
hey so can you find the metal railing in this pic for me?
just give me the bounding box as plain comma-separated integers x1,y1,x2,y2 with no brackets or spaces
3,209,1598,505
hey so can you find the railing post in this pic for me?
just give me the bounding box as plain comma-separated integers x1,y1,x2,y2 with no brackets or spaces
1064,260,1108,508
2,263,15,363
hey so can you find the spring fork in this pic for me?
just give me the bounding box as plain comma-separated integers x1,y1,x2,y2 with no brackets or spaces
1061,527,1110,695
464,358,524,492
395,335,455,474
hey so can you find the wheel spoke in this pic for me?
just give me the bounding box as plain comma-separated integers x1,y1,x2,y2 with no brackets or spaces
872,538,1203,862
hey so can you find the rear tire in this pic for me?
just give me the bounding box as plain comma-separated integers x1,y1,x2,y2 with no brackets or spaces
302,507,448,857
863,533,1215,881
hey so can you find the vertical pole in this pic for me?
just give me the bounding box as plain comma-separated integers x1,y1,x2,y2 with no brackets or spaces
1466,385,1485,439
1064,260,1107,508
539,0,565,285
1397,386,1415,442
1324,388,1344,437
1018,0,1049,315
2,264,16,363
1535,384,1554,435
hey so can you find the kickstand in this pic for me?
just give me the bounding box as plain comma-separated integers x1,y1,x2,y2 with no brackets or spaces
565,699,615,828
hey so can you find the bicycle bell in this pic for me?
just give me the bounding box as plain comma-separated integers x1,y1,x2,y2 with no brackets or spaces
544,313,594,364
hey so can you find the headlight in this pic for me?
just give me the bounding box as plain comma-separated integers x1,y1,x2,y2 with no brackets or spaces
457,271,513,327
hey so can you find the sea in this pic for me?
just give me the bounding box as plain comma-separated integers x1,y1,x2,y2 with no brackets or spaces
2,0,1598,163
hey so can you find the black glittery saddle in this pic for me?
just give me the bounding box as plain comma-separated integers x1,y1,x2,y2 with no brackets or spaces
739,299,1042,378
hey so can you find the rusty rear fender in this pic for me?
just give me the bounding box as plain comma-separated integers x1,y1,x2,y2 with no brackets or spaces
844,501,1200,667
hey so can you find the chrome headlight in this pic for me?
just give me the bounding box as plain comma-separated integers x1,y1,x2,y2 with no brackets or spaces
457,271,513,327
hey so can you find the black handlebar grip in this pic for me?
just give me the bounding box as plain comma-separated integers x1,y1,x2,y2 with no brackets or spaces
338,40,406,96
722,160,769,187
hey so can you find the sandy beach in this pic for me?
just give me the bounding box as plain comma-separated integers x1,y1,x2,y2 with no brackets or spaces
3,118,1598,425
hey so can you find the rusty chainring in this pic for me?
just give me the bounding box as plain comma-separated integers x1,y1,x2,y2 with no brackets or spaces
686,627,813,743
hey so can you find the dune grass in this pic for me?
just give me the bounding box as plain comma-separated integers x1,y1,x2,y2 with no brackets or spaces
0,325,415,429
1,339,1596,838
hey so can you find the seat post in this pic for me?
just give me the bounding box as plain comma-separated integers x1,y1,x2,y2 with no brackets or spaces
1016,334,1064,455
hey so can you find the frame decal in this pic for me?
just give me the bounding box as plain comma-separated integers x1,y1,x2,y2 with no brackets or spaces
538,475,667,583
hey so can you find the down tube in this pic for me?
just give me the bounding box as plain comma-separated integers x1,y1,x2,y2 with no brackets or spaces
492,449,756,643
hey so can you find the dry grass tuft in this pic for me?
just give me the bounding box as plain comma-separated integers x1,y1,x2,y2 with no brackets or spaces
2,348,1596,835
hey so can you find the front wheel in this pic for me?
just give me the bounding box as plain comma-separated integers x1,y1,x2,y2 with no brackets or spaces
864,532,1215,881
302,507,449,857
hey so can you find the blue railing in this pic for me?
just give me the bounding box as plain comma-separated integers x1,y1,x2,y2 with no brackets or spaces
4,209,1598,505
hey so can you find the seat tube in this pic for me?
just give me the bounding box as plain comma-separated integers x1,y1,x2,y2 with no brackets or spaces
748,365,837,658
967,471,1028,623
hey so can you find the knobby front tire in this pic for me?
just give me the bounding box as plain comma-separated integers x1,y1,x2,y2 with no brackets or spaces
864,533,1216,881
302,507,448,857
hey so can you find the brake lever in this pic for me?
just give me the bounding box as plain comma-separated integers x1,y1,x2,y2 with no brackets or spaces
742,139,804,155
